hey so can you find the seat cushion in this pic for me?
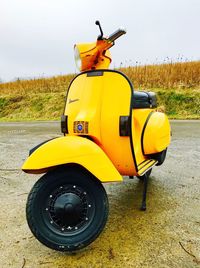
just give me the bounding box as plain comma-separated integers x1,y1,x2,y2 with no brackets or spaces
132,91,157,109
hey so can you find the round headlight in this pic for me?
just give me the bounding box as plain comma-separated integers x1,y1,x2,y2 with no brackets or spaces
74,46,81,71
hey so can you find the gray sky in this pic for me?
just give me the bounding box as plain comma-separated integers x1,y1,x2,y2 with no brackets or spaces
1,0,200,82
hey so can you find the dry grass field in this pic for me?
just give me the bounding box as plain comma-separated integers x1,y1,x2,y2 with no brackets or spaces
119,61,200,89
0,61,200,121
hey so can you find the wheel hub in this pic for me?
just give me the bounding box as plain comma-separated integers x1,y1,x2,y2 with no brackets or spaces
54,193,84,226
46,185,92,232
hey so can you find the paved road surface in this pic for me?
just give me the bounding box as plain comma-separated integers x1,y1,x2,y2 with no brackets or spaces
0,121,199,268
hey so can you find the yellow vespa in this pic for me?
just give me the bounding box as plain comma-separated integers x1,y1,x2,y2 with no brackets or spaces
22,21,171,252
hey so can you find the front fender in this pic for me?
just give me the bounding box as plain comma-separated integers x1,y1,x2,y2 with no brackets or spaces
22,136,122,183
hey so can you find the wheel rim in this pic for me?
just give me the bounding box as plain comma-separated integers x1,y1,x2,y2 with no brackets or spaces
43,184,95,235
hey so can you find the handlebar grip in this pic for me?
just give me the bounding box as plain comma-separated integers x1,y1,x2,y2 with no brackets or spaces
108,28,126,42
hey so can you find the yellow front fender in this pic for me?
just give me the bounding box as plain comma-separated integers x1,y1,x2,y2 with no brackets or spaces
22,136,122,183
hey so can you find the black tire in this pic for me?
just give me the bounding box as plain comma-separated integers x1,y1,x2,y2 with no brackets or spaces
137,168,152,181
26,166,109,252
155,149,167,166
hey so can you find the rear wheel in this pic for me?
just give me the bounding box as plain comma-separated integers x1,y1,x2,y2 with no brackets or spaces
154,149,167,166
26,167,109,252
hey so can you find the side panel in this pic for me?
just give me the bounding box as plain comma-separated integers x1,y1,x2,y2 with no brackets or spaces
22,136,122,183
131,110,170,174
131,109,154,167
143,112,171,155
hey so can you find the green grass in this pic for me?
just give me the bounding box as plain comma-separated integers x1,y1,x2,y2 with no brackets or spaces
153,88,200,119
0,92,66,121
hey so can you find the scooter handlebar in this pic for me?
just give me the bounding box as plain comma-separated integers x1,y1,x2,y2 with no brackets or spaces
107,28,126,42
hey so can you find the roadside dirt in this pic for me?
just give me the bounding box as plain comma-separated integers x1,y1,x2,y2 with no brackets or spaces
0,121,199,268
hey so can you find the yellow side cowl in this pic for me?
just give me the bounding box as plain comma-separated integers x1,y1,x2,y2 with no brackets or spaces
22,136,122,183
143,112,171,155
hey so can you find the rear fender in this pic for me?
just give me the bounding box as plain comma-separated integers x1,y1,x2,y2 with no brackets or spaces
22,136,122,183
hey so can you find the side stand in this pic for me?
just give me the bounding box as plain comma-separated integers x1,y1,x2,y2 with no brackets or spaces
140,173,149,211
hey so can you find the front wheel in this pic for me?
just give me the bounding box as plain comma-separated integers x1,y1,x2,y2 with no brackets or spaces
26,167,109,252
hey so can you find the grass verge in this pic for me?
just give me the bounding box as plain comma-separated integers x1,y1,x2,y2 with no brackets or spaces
0,62,200,121
0,88,199,121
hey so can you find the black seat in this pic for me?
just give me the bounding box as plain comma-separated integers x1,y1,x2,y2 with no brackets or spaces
132,91,157,109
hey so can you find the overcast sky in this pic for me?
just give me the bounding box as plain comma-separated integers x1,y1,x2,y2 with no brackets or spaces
1,0,200,82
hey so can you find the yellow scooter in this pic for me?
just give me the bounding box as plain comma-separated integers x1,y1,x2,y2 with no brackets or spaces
22,21,171,252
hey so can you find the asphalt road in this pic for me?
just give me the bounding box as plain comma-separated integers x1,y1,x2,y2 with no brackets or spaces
0,121,199,268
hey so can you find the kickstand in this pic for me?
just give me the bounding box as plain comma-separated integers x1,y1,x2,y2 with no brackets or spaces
140,173,149,211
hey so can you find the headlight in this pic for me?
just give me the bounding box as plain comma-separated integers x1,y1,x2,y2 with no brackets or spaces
74,46,81,71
